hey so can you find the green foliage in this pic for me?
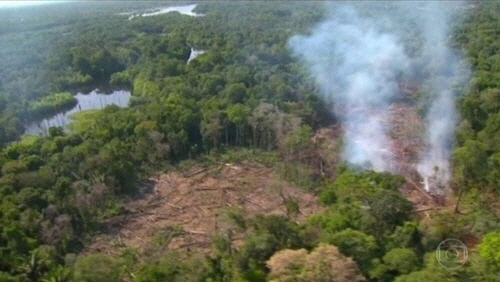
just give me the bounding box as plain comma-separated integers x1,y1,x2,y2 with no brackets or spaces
382,248,419,275
394,253,460,282
0,272,17,282
68,110,100,134
73,254,122,282
132,76,161,97
478,231,500,271
319,169,405,204
70,47,123,81
384,221,422,250
454,2,500,193
0,1,499,281
134,255,185,282
326,228,378,272
207,215,305,281
304,168,423,279
318,169,411,233
110,71,131,85
370,248,420,281
225,83,247,103
284,125,313,157
27,92,77,119
368,190,413,228
307,203,377,236
58,72,93,88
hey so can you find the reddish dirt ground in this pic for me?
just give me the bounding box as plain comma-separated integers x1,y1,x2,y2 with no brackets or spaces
386,102,456,214
322,101,455,214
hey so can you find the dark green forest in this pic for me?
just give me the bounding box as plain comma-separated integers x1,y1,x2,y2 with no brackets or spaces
0,1,499,282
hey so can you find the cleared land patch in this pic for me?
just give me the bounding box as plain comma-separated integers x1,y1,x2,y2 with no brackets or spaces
87,161,321,256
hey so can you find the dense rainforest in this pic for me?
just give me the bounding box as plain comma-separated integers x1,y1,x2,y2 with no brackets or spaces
0,1,499,282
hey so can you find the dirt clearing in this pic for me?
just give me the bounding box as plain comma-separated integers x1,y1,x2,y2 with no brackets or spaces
87,161,320,256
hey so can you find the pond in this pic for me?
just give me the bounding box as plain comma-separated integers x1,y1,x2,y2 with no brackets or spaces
126,4,202,20
24,89,131,135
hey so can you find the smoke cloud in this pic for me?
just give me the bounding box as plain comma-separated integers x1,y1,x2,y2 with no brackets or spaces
413,3,469,192
289,2,468,192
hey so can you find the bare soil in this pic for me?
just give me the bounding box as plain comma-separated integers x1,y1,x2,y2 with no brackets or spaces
87,102,456,257
386,103,456,214
87,161,321,256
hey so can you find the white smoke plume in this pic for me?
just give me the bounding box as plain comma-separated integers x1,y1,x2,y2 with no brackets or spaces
289,2,468,192
289,5,408,172
413,3,469,192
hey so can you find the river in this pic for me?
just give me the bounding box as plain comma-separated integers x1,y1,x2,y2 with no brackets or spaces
125,3,202,20
24,89,131,135
187,48,205,63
